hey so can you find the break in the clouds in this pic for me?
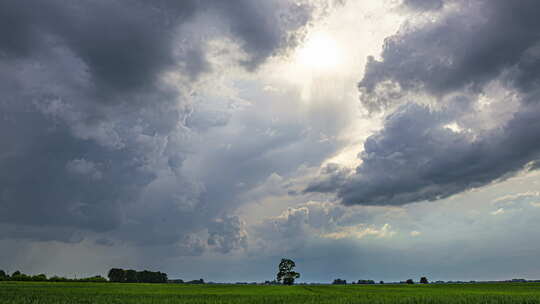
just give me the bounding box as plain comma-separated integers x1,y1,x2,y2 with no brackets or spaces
307,0,540,206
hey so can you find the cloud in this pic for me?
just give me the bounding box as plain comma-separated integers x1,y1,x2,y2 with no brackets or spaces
492,191,540,204
0,0,314,250
210,0,313,69
207,216,248,254
252,201,347,254
305,163,352,194
66,159,103,181
491,208,505,216
359,0,540,111
0,1,196,94
410,230,421,237
311,102,540,206
0,1,312,93
252,201,399,254
320,223,395,240
307,0,540,206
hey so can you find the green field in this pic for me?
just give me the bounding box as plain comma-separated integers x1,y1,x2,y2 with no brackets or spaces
2,281,540,304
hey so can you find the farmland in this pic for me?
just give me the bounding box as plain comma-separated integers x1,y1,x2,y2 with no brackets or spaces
2,281,540,304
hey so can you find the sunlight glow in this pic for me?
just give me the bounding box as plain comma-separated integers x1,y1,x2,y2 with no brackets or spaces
296,32,342,70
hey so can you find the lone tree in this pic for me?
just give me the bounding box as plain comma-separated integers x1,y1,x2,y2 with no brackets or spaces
420,277,429,284
276,258,300,285
406,279,414,284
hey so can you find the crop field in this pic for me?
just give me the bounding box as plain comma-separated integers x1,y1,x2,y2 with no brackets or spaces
2,281,540,304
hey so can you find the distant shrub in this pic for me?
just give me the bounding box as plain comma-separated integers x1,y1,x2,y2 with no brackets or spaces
332,279,347,285
49,276,69,282
107,268,167,283
79,275,107,283
0,270,7,281
32,274,47,281
125,269,138,283
5,271,106,283
11,271,32,282
107,268,126,282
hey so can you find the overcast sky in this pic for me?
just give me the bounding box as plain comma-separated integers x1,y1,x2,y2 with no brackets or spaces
2,0,540,283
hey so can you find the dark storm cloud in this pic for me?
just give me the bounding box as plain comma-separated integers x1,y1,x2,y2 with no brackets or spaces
304,163,351,194
0,96,152,232
0,0,198,94
211,0,312,69
309,102,540,206
0,0,310,95
307,0,540,206
360,0,540,111
0,0,313,246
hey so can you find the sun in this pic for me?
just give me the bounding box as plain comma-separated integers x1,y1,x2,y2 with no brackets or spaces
296,32,342,70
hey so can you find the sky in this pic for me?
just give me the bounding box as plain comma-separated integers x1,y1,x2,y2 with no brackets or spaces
1,0,540,283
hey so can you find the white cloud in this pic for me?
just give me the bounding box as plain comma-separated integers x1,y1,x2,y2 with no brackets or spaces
321,223,395,240
492,191,540,204
410,230,421,237
530,202,540,208
491,208,505,216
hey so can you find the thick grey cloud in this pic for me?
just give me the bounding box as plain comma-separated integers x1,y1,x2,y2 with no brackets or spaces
309,102,540,205
252,201,397,255
0,1,198,95
360,0,540,111
0,0,311,94
211,0,312,69
0,0,314,250
207,216,248,254
307,0,540,206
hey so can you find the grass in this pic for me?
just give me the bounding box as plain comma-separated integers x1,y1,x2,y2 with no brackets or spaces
2,281,540,303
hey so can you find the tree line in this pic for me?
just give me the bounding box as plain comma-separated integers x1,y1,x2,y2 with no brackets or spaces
1,259,430,285
0,269,167,284
275,258,432,286
107,268,168,283
332,277,429,285
0,270,106,282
